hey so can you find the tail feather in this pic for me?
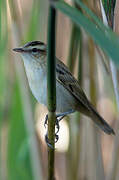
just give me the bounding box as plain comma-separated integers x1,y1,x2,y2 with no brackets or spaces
90,105,115,135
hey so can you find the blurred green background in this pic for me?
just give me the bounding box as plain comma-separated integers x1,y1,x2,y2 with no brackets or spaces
0,0,119,180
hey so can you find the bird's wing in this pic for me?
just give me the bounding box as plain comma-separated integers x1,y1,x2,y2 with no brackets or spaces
56,59,91,111
56,59,115,135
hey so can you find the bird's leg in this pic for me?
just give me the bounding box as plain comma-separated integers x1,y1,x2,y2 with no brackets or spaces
44,109,75,148
56,110,75,121
55,110,75,134
44,110,75,131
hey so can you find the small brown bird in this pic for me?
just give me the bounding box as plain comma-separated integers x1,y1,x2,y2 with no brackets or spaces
13,41,115,135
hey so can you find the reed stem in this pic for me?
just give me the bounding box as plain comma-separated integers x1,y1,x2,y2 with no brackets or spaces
47,3,57,180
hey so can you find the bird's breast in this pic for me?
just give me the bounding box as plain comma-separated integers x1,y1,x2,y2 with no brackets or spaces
24,63,76,113
25,65,47,105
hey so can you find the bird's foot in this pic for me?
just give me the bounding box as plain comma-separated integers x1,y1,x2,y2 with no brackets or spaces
44,115,60,148
45,132,59,149
44,110,75,148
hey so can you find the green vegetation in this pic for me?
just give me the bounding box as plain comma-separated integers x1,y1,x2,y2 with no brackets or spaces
0,0,119,179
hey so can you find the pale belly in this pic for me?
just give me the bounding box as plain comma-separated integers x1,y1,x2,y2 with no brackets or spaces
26,67,76,113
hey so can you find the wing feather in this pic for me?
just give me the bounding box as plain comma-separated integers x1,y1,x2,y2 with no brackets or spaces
56,59,115,135
56,59,91,111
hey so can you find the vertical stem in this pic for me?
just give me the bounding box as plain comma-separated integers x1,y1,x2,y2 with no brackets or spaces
89,39,96,106
67,25,82,180
73,28,82,180
77,28,82,84
100,1,119,179
66,24,79,180
47,3,56,180
67,25,79,73
8,1,43,179
88,38,105,180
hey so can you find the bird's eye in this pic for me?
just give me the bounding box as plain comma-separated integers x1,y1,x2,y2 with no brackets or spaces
32,48,38,53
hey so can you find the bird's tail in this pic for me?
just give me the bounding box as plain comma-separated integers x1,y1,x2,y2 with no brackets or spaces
89,105,115,135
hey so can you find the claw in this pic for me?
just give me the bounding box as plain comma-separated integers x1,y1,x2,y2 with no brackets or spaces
55,134,59,143
45,132,59,149
45,133,54,149
44,114,48,128
55,118,60,134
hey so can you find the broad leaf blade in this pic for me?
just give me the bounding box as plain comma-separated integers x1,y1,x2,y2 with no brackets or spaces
53,1,119,65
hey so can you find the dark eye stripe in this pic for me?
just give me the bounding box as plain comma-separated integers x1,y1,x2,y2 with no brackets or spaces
32,48,38,52
22,48,47,55
39,49,46,53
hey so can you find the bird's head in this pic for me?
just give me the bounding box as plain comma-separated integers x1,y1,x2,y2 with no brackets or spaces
13,41,47,63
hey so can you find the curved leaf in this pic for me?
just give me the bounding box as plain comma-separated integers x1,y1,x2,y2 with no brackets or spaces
53,1,119,65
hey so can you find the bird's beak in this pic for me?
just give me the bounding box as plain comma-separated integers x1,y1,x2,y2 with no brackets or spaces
13,47,24,53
